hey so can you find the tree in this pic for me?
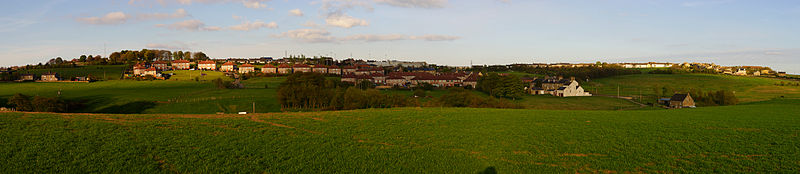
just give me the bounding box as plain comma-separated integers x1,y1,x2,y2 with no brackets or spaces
7,93,32,111
413,89,426,97
79,55,87,62
109,52,121,63
193,52,209,60
356,80,375,90
183,51,192,61
477,73,526,99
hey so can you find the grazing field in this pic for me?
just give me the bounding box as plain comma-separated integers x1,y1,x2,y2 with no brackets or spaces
585,73,800,103
20,65,127,80
161,70,231,81
1,99,798,173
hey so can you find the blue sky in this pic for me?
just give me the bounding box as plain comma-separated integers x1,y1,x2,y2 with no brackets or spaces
1,0,799,73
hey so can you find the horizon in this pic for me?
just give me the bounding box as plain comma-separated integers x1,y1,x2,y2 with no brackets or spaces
2,0,799,73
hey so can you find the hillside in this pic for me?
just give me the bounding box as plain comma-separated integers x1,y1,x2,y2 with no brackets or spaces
585,73,800,103
1,99,798,173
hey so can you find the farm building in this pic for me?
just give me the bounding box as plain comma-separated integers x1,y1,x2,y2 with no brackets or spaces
133,65,147,76
734,68,747,76
41,72,60,81
312,65,328,74
261,64,277,74
220,62,236,72
143,67,160,77
239,64,255,74
198,61,216,70
531,77,592,97
668,94,695,108
172,60,191,70
778,72,787,77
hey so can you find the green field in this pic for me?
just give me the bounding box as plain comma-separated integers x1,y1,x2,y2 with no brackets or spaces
585,73,800,103
20,65,127,80
1,99,798,173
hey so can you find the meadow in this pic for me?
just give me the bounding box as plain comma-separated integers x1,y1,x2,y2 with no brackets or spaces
585,73,800,102
20,65,128,80
1,99,798,173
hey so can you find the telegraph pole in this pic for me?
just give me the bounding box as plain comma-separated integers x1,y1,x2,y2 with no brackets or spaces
253,102,256,113
617,85,620,98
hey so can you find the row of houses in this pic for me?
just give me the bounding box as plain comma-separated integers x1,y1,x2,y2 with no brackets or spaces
17,72,90,82
341,72,480,88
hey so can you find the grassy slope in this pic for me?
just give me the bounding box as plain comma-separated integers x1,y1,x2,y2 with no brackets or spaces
21,65,127,80
585,73,800,102
1,99,798,173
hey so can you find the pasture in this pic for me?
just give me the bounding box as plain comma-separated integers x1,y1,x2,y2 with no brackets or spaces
585,73,800,103
20,65,127,81
1,99,798,173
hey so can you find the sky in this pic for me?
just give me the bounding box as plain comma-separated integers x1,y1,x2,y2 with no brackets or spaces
1,0,799,73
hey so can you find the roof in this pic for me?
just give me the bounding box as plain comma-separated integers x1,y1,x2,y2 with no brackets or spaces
293,64,310,68
199,60,216,64
222,62,236,66
313,65,328,68
262,64,276,68
240,64,254,67
278,64,292,68
133,66,146,69
42,72,58,75
557,87,567,90
173,60,190,63
146,67,157,71
670,94,689,102
154,61,169,64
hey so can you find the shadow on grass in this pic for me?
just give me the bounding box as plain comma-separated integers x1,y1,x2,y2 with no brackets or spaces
97,101,157,114
478,166,497,174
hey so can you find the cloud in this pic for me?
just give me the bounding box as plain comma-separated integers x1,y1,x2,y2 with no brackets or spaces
145,42,191,50
273,29,336,43
289,9,304,16
228,21,278,31
156,19,221,31
243,0,267,9
76,12,129,25
137,8,188,20
374,0,447,8
325,14,369,28
275,29,461,43
764,51,784,55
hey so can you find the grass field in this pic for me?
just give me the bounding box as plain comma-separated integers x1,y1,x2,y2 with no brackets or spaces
20,65,128,80
585,73,800,103
1,99,798,173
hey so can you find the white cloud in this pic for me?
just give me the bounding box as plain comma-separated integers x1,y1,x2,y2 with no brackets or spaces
275,28,460,43
137,8,188,20
156,19,220,31
243,0,267,9
76,12,129,25
374,0,447,8
325,14,369,28
228,21,278,31
302,21,320,27
274,29,336,43
289,9,304,16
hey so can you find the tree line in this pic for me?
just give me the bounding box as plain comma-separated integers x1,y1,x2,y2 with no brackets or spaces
5,93,80,112
276,73,411,110
476,73,527,99
653,87,739,106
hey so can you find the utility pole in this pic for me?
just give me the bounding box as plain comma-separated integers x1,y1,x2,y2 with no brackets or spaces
253,102,256,113
617,85,620,98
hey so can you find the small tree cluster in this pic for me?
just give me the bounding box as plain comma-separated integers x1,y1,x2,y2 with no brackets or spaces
476,73,526,99
7,93,70,112
434,88,523,109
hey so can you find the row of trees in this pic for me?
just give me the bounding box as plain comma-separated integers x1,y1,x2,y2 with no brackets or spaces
476,73,527,99
109,49,209,64
653,87,739,106
276,73,411,110
434,88,523,108
6,94,74,112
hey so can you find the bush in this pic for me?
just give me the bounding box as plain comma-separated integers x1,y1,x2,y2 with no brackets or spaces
436,88,523,109
413,89,426,97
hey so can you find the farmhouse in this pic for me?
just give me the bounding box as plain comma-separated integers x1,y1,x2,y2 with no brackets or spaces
21,74,34,81
778,72,787,77
198,61,217,70
172,60,191,70
277,64,292,74
532,77,592,97
133,65,147,76
734,68,747,76
668,94,695,108
463,73,480,88
293,64,311,73
261,64,277,74
153,61,169,70
41,72,60,81
239,64,255,74
220,62,236,72
143,67,160,77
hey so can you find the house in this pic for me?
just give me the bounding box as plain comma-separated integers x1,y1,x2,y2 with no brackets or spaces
778,72,787,77
239,64,255,74
41,72,60,81
153,61,169,70
74,76,90,81
144,67,159,77
261,64,277,74
723,69,733,75
133,65,147,75
753,71,761,76
734,68,747,76
20,74,34,81
532,77,591,97
668,93,695,108
220,62,236,72
172,60,191,70
293,64,311,73
328,66,342,75
760,69,772,75
463,73,480,88
342,66,357,74
277,64,292,74
198,61,217,70
312,65,328,74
